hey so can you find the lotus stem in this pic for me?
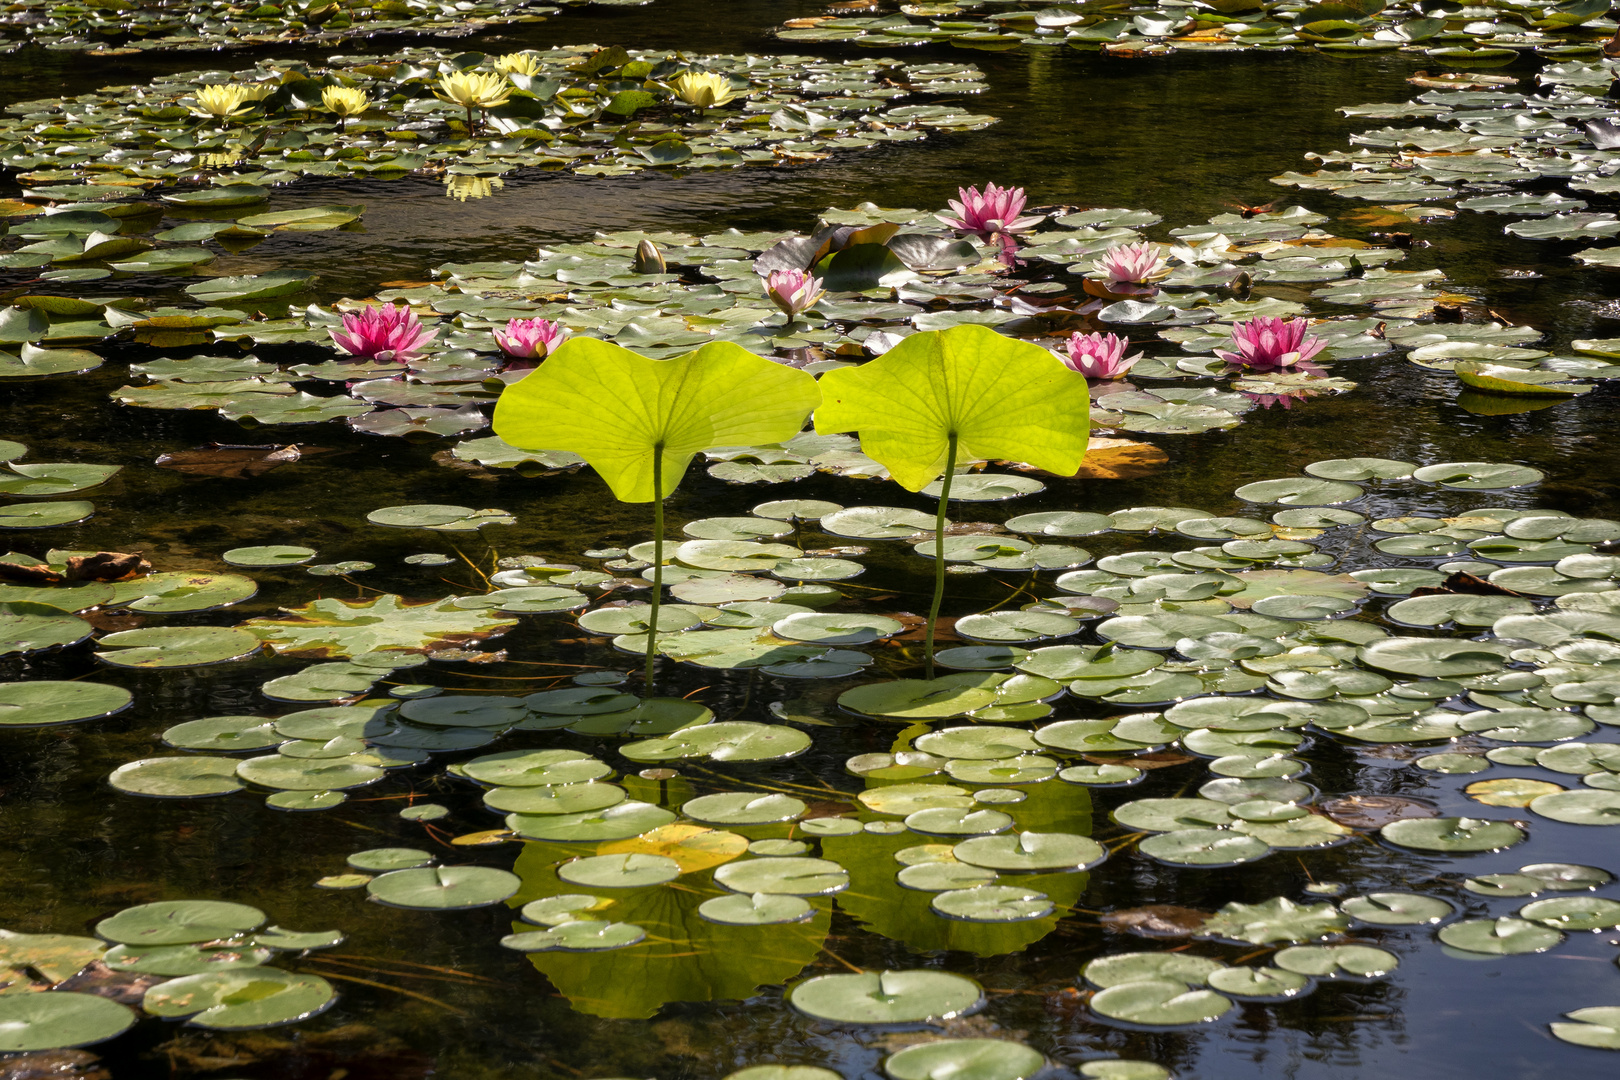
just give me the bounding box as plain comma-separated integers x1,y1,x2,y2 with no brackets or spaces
925,432,957,680
647,444,664,689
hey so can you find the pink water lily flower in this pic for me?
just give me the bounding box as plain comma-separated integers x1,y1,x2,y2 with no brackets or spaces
1062,332,1141,380
493,317,568,360
1216,316,1326,373
1094,241,1169,287
765,269,825,323
938,183,1043,238
330,302,438,362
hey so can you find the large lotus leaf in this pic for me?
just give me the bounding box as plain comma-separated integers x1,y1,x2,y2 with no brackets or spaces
242,594,519,658
814,324,1091,491
493,338,819,501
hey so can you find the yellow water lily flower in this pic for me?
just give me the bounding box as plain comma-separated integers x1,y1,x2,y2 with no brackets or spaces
321,86,370,118
493,52,543,77
190,84,254,119
435,70,513,131
670,71,737,110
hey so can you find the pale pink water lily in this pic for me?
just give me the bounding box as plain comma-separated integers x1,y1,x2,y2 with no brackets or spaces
493,317,568,360
764,269,825,323
1062,332,1141,380
1216,316,1326,373
330,303,438,362
938,183,1042,238
1093,241,1169,287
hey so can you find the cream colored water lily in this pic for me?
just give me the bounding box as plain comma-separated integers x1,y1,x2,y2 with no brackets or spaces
493,52,543,76
435,70,512,131
670,71,738,111
321,86,369,120
190,84,253,119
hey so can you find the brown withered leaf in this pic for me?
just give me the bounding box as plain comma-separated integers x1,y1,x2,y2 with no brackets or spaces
54,961,166,1007
1410,571,1523,598
1000,437,1167,482
154,444,333,479
0,1049,110,1080
425,648,507,664
1319,794,1440,830
78,611,145,633
65,552,149,582
1100,905,1211,939
887,615,962,644
0,561,63,585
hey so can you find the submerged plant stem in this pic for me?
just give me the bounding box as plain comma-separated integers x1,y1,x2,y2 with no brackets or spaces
925,432,958,679
647,445,664,689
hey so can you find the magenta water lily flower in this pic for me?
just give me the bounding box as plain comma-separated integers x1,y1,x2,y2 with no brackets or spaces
1094,241,1169,287
493,317,568,360
764,269,825,323
330,303,438,362
1216,316,1326,373
938,183,1042,238
1062,332,1140,380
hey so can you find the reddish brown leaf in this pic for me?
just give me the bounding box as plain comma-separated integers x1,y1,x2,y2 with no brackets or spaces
1410,571,1523,598
0,562,63,585
1084,750,1197,770
154,444,332,479
1100,905,1211,939
1319,794,1440,830
64,552,150,582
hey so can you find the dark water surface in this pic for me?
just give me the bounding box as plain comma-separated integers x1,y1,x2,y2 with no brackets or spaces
5,5,1620,1080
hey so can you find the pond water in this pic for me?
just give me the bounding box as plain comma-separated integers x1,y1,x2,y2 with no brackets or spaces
7,3,1620,1079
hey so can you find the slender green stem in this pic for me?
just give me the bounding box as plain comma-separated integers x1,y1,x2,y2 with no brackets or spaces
925,433,958,680
646,446,664,690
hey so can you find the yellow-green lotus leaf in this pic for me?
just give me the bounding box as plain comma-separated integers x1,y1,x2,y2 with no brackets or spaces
813,324,1091,491
492,338,820,502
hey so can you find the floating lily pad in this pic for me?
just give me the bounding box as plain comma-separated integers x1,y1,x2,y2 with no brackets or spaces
143,968,335,1029
367,865,520,909
110,756,244,798
96,900,265,945
0,680,131,727
95,626,260,668
1381,816,1524,851
0,993,135,1052
883,1039,1044,1080
1438,917,1563,955
789,970,982,1024
1089,980,1232,1026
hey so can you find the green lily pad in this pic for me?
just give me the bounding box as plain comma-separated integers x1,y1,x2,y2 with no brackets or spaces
789,970,982,1024
95,626,261,668
683,792,806,825
1197,897,1348,944
142,968,335,1029
0,680,131,726
558,853,682,889
1411,462,1543,490
243,594,518,658
236,755,383,792
1341,893,1454,926
367,504,516,531
699,892,816,926
1273,944,1397,978
0,993,135,1052
1088,980,1232,1026
1438,917,1563,955
714,857,848,896
0,501,95,529
883,1039,1044,1080
96,900,265,945
1528,789,1620,825
348,847,434,872
1138,829,1271,867
1381,816,1525,851
367,865,521,909
109,756,244,798
931,886,1052,922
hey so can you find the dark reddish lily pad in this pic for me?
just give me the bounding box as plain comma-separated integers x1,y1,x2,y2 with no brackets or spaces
53,961,168,1006
1320,794,1441,830
1085,751,1198,771
154,444,334,479
1100,905,1211,939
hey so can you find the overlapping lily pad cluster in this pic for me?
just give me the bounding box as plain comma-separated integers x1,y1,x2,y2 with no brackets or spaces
0,900,341,1052
775,0,1617,58
0,46,992,195
0,0,645,55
